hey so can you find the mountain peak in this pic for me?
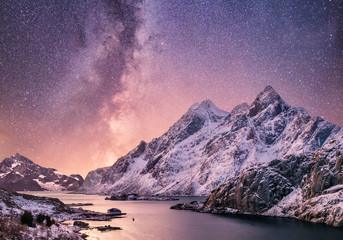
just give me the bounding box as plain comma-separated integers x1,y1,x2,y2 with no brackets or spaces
190,99,215,110
189,99,228,118
248,85,288,117
263,85,275,92
0,154,84,191
13,153,23,158
257,85,280,102
9,153,34,164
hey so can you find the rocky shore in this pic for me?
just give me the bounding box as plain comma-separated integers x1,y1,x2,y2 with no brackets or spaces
69,207,125,221
0,189,125,239
105,193,179,201
172,136,343,228
74,221,121,232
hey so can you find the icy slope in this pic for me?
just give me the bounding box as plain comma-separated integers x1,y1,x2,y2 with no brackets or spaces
0,153,84,191
81,86,341,195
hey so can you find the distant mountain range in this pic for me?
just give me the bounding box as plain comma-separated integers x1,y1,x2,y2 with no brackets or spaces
79,86,341,195
0,153,84,191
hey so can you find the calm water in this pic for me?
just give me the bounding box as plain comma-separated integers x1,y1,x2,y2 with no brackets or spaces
25,192,343,240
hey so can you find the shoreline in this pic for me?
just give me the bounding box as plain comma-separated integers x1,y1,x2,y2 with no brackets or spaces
0,189,125,239
170,201,343,229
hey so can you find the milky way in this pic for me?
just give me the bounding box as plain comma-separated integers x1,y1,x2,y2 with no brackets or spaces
1,0,342,176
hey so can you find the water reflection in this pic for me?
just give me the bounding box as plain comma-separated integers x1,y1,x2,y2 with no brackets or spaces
25,192,343,240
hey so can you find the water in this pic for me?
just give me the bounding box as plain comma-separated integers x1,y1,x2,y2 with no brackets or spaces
25,192,343,240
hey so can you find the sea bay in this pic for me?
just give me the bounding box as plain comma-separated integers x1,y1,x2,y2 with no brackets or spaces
24,192,343,240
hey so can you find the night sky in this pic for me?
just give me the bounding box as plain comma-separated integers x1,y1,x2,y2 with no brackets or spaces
1,0,342,176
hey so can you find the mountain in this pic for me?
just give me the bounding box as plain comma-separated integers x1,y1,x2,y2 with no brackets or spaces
0,153,84,191
80,85,341,195
181,132,343,227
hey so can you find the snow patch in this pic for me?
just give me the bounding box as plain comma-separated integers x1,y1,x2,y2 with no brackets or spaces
10,161,20,169
15,172,24,177
53,170,63,176
33,179,64,191
264,187,302,218
323,184,343,194
0,172,9,178
12,195,55,215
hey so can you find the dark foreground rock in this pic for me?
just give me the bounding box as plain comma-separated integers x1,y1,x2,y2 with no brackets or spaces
96,225,121,232
73,221,89,228
171,134,343,228
73,221,121,233
71,208,125,221
108,208,122,214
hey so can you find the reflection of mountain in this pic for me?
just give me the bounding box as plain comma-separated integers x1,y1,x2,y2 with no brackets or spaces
81,86,341,196
0,153,84,191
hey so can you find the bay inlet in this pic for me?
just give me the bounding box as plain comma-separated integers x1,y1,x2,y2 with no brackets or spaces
25,192,343,240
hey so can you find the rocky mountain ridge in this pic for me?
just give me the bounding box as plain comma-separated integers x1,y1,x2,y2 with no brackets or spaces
173,133,343,227
80,85,341,196
0,153,84,191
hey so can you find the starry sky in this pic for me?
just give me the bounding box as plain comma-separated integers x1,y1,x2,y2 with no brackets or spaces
1,0,342,176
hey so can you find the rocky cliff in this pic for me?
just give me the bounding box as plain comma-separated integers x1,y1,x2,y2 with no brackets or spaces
199,133,343,227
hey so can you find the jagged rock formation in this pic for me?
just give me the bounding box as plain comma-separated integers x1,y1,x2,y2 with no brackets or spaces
80,85,341,195
205,155,312,213
198,134,343,227
0,154,84,191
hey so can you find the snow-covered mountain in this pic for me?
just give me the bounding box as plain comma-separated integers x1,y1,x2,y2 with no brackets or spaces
80,85,341,195
0,153,84,191
194,131,343,227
